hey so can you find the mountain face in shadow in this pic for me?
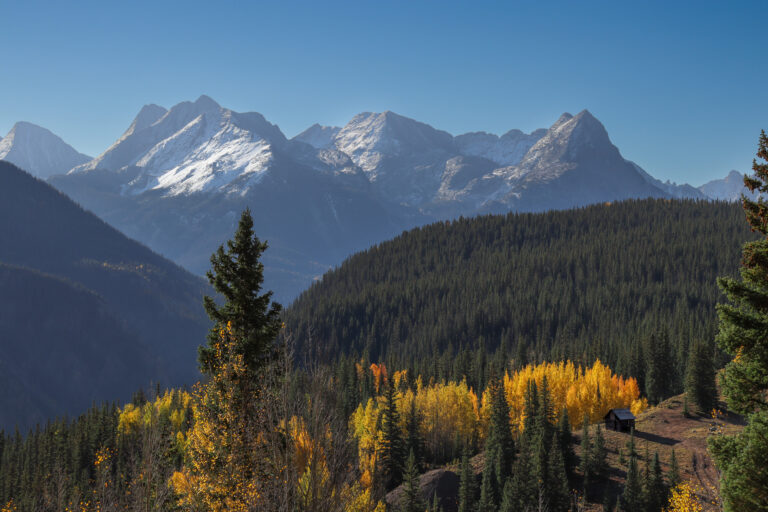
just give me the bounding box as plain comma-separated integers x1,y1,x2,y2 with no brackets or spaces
0,161,210,430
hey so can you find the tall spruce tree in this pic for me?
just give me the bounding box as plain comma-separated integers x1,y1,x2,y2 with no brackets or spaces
621,455,643,512
511,436,537,512
405,398,425,471
667,449,680,489
644,330,675,404
644,452,667,512
685,342,718,414
710,130,768,512
199,209,282,376
591,425,608,482
400,449,424,512
457,446,476,512
483,379,515,506
558,407,576,475
379,379,406,491
499,478,515,512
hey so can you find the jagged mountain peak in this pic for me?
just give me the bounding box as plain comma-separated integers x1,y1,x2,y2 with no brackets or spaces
130,104,168,133
194,94,220,109
0,121,90,178
335,110,454,173
292,123,342,149
698,170,754,201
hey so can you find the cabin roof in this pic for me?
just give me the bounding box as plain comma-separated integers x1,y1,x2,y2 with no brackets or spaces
605,408,635,420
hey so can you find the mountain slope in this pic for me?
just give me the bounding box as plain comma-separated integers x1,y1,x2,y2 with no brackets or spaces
0,122,90,178
0,161,210,429
285,199,752,376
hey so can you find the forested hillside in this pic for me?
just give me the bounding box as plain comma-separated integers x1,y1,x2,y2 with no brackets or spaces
286,199,753,391
0,161,209,429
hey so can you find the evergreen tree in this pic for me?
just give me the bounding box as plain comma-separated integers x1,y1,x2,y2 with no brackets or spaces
405,398,425,471
710,130,768,512
558,407,576,475
401,449,424,512
592,425,608,481
457,446,476,512
685,342,718,414
499,478,515,512
644,452,667,512
477,460,497,512
621,456,643,512
510,439,537,512
379,378,406,490
667,449,680,489
644,330,676,404
547,432,571,512
484,379,515,504
199,209,282,376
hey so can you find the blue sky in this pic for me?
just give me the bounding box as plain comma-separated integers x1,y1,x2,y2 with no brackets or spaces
0,0,765,185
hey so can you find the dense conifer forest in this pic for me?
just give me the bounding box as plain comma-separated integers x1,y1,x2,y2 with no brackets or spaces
286,199,753,392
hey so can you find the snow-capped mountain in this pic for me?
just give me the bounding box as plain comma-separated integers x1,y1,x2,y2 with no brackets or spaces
48,97,709,301
0,122,90,179
70,95,291,197
292,124,341,149
698,170,756,201
455,128,547,166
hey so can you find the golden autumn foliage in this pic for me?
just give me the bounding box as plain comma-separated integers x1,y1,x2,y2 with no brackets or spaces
170,323,270,512
664,482,704,512
480,359,647,434
350,368,480,482
350,360,645,486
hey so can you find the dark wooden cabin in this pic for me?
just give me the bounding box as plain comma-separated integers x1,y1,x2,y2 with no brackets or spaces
604,408,636,432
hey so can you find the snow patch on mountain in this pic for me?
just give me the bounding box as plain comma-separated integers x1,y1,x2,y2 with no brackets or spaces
293,124,341,148
0,122,90,179
455,128,546,166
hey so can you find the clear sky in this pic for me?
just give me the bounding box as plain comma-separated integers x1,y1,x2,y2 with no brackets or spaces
0,0,765,185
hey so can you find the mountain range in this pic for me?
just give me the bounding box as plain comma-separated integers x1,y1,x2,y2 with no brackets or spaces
0,96,752,301
0,161,209,429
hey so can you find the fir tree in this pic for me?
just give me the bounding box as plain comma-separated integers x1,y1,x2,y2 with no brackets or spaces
667,449,680,489
644,330,676,405
484,379,515,504
685,342,718,414
405,398,425,471
558,407,576,475
621,456,643,512
710,130,768,512
457,446,476,512
511,436,537,512
380,379,406,490
547,432,571,512
644,452,667,512
499,478,515,512
401,449,424,512
477,460,497,512
592,425,608,481
199,209,282,376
